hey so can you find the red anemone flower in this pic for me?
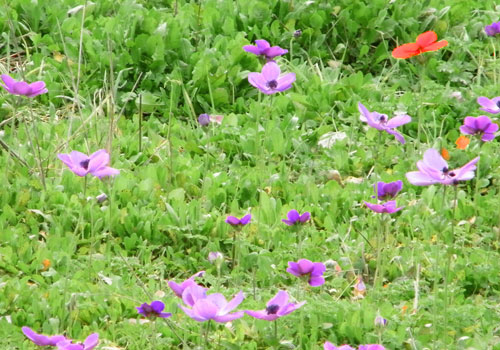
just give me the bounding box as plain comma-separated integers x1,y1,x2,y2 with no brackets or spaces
392,31,448,59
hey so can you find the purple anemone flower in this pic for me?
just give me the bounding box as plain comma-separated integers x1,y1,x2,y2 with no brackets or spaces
225,214,251,226
1,74,47,97
406,148,479,186
57,149,120,179
136,300,172,319
198,113,210,126
358,102,411,144
364,200,403,214
287,259,326,287
324,343,355,350
244,290,305,321
179,285,245,323
168,271,205,298
248,62,296,95
54,333,99,350
373,180,403,200
485,22,500,36
243,39,288,61
22,327,66,346
282,210,310,225
460,116,498,141
359,345,386,350
477,96,500,114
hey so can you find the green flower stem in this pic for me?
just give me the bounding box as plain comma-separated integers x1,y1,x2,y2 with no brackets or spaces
26,99,46,189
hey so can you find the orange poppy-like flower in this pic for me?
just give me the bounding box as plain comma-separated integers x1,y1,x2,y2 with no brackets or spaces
392,31,448,59
42,259,51,271
456,135,470,150
441,147,450,160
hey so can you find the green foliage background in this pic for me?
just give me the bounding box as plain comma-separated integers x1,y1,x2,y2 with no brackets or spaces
0,0,499,349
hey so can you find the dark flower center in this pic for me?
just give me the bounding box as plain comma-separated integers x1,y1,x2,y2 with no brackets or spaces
80,159,90,170
267,80,278,89
496,100,500,108
442,167,456,178
266,304,280,315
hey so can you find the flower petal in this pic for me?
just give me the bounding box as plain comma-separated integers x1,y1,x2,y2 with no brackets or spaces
13,81,31,95
385,129,405,144
150,300,165,313
192,299,219,320
420,40,448,53
83,333,99,350
240,214,251,225
88,149,110,173
57,153,73,168
168,281,184,298
276,73,295,91
1,74,16,90
213,311,245,323
278,300,305,316
248,72,268,93
297,259,314,274
385,114,411,128
308,275,325,287
261,62,280,81
245,309,277,321
452,157,479,181
286,262,301,277
206,293,228,310
416,31,437,47
255,39,270,50
311,262,326,277
364,201,385,213
477,96,496,109
299,212,310,222
287,210,300,222
406,171,438,186
182,285,207,307
179,304,207,322
392,43,420,59
265,46,288,58
219,291,244,315
225,216,241,225
243,45,263,56
91,166,120,179
422,148,447,172
278,301,305,316
267,290,289,308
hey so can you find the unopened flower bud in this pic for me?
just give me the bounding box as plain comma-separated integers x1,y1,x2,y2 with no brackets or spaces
374,315,387,327
96,193,108,203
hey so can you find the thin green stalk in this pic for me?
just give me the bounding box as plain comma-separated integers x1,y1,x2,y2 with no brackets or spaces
231,228,238,271
296,226,304,256
204,320,210,348
252,268,256,300
151,321,158,350
88,196,95,281
167,81,175,186
274,319,278,340
473,145,482,216
207,72,215,112
138,94,143,153
27,100,46,189
373,215,384,291
443,185,459,341
416,63,427,150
